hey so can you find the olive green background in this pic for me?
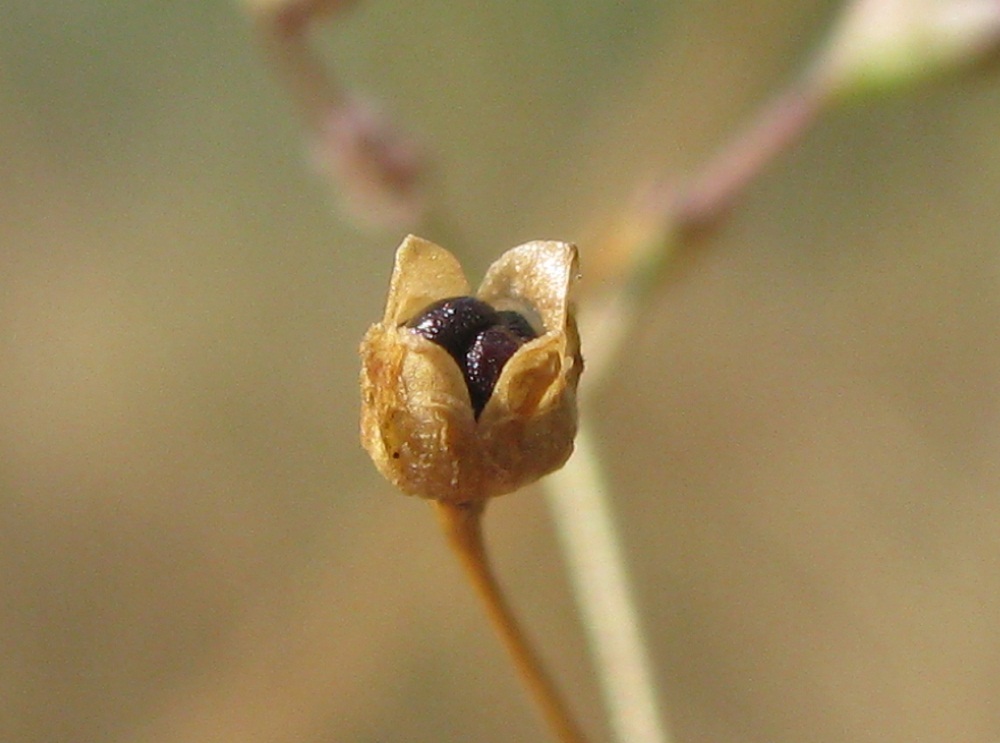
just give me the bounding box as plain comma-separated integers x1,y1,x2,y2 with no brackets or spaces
3,2,1000,742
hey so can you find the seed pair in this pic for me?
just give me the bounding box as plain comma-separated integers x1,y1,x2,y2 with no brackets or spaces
407,297,538,417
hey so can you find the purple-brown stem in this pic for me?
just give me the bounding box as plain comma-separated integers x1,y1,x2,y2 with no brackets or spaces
671,80,827,241
248,0,425,226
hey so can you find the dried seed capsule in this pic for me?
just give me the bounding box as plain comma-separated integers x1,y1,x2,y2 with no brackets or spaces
360,235,582,503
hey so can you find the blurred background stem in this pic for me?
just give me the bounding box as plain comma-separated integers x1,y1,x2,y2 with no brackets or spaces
545,73,828,743
546,425,673,743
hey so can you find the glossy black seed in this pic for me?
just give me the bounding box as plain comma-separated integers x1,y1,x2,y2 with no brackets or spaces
407,296,536,418
465,326,523,417
496,310,539,342
406,296,498,362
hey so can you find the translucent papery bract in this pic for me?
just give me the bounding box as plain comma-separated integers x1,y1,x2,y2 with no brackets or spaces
384,235,471,327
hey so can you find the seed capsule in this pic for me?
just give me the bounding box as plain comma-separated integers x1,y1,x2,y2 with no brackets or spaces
359,235,582,503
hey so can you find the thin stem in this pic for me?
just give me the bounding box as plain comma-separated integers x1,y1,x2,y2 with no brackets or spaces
435,501,590,743
247,0,426,227
251,2,347,128
546,424,673,743
672,80,826,239
583,77,828,387
541,64,830,743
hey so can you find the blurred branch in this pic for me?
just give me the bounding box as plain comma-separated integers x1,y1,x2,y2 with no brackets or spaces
245,0,427,228
584,0,1000,384
580,76,826,384
546,426,674,743
546,5,1000,743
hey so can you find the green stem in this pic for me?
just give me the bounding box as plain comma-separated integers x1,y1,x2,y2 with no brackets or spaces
546,424,673,743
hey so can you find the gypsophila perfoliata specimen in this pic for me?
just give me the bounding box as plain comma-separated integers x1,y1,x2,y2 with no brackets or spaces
360,235,582,504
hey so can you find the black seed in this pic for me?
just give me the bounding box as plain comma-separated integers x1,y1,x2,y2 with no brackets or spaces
407,297,536,418
465,326,523,417
496,310,539,342
406,296,498,362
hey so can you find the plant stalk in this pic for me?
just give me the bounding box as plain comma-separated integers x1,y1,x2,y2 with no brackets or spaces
435,501,590,743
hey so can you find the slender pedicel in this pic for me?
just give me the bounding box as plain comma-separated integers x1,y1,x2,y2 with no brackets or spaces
360,236,586,742
437,501,590,743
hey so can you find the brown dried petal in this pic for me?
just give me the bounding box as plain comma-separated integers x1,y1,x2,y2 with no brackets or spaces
384,235,470,327
477,240,577,341
360,323,479,499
